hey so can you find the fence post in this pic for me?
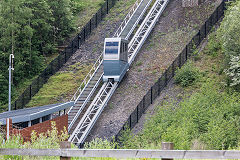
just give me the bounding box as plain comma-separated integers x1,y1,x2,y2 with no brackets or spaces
29,85,32,99
95,13,98,27
204,21,207,38
198,30,201,45
143,96,145,111
64,51,67,63
100,7,103,20
179,51,182,68
185,45,188,60
107,0,109,14
72,42,74,55
14,101,17,110
164,71,168,87
129,115,132,129
150,87,153,104
60,141,71,160
22,94,24,109
161,142,174,160
136,105,139,123
172,61,175,77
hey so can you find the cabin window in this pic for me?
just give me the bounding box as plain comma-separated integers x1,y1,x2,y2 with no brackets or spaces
105,42,119,55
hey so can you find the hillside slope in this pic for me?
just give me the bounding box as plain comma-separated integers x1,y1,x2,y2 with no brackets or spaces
86,0,222,142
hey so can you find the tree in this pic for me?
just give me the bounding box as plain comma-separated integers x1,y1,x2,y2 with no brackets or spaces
47,0,75,44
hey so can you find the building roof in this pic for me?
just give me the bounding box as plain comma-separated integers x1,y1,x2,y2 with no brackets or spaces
0,101,73,125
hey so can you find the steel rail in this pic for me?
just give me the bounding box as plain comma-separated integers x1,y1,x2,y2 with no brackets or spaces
68,0,148,132
114,0,143,38
69,81,118,145
128,0,169,65
69,0,169,146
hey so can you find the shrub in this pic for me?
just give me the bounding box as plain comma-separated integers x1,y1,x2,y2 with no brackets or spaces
224,55,240,87
118,81,240,150
216,1,240,88
174,61,201,87
205,32,222,57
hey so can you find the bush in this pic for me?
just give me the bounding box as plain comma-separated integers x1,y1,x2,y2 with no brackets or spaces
174,61,201,87
216,1,240,88
224,55,240,87
118,81,240,150
205,32,222,57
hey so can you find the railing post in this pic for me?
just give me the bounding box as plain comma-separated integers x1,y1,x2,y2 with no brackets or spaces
60,141,71,160
161,142,174,160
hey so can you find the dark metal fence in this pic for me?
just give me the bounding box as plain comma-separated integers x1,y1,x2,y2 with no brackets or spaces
115,0,227,141
12,0,119,110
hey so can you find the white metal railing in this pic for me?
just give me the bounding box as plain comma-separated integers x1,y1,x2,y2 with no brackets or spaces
125,0,153,40
128,0,169,65
70,55,103,103
69,0,140,104
69,0,170,146
114,0,143,38
68,0,147,128
69,81,118,145
68,72,103,131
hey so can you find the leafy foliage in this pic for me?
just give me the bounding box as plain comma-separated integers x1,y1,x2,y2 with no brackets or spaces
119,81,240,150
174,61,201,87
0,0,75,109
224,55,240,87
208,0,240,88
0,121,68,159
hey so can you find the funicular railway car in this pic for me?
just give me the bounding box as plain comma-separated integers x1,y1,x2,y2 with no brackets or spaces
103,38,129,82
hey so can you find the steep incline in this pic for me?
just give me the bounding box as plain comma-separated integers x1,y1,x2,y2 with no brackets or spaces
86,0,222,142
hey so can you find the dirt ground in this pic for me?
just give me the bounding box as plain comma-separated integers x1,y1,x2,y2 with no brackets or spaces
85,0,222,142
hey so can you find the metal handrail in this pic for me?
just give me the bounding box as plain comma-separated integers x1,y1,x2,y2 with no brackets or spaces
114,0,143,38
69,0,143,107
68,72,103,131
68,0,148,132
70,54,103,103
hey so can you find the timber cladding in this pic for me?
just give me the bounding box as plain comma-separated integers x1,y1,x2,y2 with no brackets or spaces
8,114,68,142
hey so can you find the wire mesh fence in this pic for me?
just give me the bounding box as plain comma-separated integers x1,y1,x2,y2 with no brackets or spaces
12,0,119,110
115,0,226,141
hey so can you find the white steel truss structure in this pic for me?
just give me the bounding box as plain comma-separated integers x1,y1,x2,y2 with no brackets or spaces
69,81,118,145
69,0,169,146
67,0,151,132
128,0,169,65
114,0,143,38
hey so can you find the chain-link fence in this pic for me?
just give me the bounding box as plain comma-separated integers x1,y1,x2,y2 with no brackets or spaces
12,0,119,110
115,0,226,141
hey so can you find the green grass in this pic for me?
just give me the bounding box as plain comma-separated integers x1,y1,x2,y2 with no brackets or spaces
26,64,91,107
73,0,105,32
